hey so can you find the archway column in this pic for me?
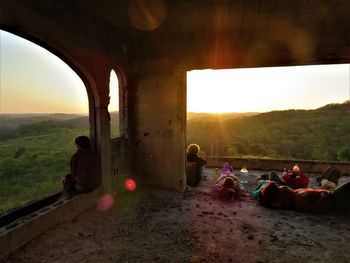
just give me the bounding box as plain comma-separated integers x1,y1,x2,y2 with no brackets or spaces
128,62,187,192
93,71,112,194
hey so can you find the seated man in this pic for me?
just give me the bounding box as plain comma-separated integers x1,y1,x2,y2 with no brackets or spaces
186,143,207,186
62,135,101,197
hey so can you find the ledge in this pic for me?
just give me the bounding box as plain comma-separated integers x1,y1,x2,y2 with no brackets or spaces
205,156,350,175
0,189,99,260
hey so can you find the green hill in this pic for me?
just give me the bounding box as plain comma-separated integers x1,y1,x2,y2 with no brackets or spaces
0,128,88,213
0,113,84,128
0,112,118,214
1,103,349,214
187,112,258,121
63,116,89,129
187,101,350,161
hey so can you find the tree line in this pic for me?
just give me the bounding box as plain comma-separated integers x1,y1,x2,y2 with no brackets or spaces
187,101,350,162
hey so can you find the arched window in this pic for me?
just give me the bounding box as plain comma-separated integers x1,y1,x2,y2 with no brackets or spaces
0,30,89,213
108,69,120,138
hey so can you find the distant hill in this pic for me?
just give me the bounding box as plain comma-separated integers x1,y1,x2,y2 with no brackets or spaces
63,116,89,129
187,101,350,161
0,112,121,141
0,113,85,128
316,100,350,112
187,112,258,121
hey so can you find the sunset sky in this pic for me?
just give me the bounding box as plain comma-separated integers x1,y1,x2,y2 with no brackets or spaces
0,30,349,114
187,65,349,113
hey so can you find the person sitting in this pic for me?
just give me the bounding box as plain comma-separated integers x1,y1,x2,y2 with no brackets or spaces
282,164,309,189
186,143,207,186
213,163,242,200
62,135,101,197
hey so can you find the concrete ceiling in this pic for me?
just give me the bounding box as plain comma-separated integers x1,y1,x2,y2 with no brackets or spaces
72,0,350,68
2,0,349,69
77,0,349,36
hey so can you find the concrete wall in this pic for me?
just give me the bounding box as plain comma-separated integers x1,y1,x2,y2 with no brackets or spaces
0,191,100,260
127,62,187,191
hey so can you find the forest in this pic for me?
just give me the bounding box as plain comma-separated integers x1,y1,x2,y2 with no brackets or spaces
1,102,349,213
187,101,350,162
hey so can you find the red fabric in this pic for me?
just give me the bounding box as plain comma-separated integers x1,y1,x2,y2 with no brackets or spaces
282,170,309,189
293,188,334,214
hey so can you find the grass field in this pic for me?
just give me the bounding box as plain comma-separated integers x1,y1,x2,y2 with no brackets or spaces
0,128,88,213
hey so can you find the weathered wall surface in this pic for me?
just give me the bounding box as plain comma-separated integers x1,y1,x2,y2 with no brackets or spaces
0,191,100,260
127,61,187,191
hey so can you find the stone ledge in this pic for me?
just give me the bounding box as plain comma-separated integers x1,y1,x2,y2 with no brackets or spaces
0,189,99,260
205,156,350,175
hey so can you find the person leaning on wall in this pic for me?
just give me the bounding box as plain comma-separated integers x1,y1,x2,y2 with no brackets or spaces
186,143,207,186
62,135,101,198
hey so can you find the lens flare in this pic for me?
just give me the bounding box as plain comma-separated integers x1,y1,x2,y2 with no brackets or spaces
128,0,167,31
97,194,114,211
124,178,137,191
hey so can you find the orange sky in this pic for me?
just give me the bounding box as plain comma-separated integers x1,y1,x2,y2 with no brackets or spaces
187,65,349,113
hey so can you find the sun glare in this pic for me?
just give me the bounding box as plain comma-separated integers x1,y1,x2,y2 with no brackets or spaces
187,65,349,113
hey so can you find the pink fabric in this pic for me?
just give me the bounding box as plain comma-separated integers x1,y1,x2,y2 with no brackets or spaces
213,163,242,199
221,162,234,175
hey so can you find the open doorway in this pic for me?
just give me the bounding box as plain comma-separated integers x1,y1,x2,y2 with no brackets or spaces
186,64,350,162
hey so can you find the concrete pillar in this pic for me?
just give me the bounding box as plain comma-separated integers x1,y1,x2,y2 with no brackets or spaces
93,72,112,194
129,65,187,192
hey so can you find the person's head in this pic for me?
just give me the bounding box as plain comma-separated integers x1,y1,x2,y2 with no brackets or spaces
259,181,280,207
187,144,200,155
292,164,300,172
223,176,235,188
75,135,91,149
